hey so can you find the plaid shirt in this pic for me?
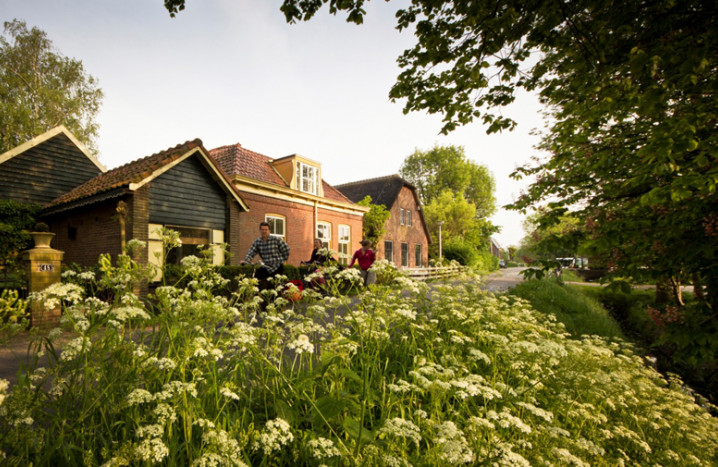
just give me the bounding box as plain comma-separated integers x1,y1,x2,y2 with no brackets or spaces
244,236,290,273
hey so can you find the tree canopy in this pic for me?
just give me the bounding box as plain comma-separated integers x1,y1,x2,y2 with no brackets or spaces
357,195,391,248
163,1,717,310
0,20,103,154
399,145,496,218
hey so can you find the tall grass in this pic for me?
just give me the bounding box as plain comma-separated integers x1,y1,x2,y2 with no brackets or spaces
1,237,717,465
509,279,624,340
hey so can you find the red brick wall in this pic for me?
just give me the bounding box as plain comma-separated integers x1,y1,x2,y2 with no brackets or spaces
233,191,364,266
48,197,127,267
373,186,430,268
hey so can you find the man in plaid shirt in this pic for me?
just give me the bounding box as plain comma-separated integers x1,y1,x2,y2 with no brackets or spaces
242,221,290,283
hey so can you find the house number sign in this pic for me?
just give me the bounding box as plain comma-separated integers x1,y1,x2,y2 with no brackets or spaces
38,264,55,272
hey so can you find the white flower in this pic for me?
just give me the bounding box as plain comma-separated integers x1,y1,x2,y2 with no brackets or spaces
287,334,314,354
126,388,154,406
378,418,422,447
254,418,294,455
308,437,341,459
135,437,169,463
220,386,240,401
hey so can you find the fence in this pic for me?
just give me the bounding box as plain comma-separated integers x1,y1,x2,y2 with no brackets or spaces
404,265,466,281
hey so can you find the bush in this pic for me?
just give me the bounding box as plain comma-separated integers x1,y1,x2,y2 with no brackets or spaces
442,240,478,266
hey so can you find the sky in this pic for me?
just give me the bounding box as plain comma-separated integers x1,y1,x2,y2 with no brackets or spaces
2,0,546,247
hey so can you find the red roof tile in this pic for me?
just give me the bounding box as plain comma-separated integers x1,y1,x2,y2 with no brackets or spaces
210,143,355,204
209,144,287,187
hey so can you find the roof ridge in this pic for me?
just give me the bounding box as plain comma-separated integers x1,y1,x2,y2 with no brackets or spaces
106,138,202,172
334,173,400,188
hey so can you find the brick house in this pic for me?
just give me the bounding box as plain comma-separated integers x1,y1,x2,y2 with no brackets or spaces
42,139,248,275
209,144,367,266
0,125,105,206
335,175,431,268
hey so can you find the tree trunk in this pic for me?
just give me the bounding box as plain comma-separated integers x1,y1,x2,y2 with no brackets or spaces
670,277,684,306
655,278,672,305
692,272,705,303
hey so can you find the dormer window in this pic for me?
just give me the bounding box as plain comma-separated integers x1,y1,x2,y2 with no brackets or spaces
296,161,320,195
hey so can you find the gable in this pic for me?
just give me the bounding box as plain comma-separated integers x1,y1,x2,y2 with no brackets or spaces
0,132,104,206
149,154,228,230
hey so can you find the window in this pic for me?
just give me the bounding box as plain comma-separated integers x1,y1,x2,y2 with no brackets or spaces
338,225,350,265
415,244,422,267
165,226,211,265
401,242,409,267
407,210,413,227
384,240,394,263
265,215,285,239
400,208,405,226
296,162,320,195
317,222,331,248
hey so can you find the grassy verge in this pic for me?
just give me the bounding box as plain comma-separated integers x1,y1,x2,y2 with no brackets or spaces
510,279,624,340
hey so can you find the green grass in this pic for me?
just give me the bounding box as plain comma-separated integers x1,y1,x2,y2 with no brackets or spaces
559,269,584,283
510,279,625,340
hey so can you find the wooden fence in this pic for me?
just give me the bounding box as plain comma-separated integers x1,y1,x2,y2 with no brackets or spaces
404,265,466,281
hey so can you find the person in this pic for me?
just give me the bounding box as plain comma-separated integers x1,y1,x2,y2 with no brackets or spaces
241,221,290,286
349,239,376,286
301,238,331,266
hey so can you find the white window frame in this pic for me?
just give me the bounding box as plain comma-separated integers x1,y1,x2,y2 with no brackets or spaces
415,244,422,267
265,214,286,239
407,210,413,227
296,162,320,195
338,224,350,265
317,221,332,248
400,208,405,226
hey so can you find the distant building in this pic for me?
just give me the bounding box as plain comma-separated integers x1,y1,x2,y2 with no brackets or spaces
490,237,502,258
209,144,367,265
336,175,431,268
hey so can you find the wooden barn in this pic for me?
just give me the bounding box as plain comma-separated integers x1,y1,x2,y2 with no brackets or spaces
0,126,105,206
42,139,248,274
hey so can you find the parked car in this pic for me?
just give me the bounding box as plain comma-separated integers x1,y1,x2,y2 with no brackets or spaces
499,259,507,268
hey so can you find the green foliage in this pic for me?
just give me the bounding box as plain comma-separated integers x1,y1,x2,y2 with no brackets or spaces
441,239,477,267
0,289,28,345
423,190,476,242
519,211,585,262
511,279,624,340
0,200,40,284
399,145,496,217
357,195,390,248
0,19,103,154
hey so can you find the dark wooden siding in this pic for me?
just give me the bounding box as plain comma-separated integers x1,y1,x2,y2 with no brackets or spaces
149,155,227,230
0,133,103,206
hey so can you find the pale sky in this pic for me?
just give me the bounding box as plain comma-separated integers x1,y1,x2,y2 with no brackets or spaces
2,0,546,247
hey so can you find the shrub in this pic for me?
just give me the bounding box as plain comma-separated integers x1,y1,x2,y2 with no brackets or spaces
442,240,478,266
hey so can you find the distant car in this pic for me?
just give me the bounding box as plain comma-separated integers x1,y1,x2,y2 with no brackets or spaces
499,259,507,268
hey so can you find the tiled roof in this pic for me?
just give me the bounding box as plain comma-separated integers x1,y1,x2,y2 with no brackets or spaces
335,174,408,208
209,143,356,204
209,144,287,186
46,139,239,209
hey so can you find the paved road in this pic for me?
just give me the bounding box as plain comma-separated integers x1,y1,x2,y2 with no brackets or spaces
482,267,525,292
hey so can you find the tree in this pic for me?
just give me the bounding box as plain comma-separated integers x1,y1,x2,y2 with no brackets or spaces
423,190,476,243
0,200,40,284
399,145,496,218
518,211,584,263
357,195,391,249
165,1,717,310
0,20,103,154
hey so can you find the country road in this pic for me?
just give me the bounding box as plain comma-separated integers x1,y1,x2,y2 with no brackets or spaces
482,267,526,292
